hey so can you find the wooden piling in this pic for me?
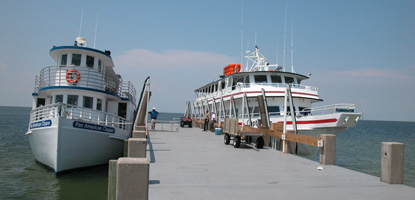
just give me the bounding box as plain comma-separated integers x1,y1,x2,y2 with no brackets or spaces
320,134,336,165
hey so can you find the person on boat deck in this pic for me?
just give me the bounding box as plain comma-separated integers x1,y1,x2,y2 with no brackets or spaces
203,109,210,131
210,111,216,131
150,107,159,130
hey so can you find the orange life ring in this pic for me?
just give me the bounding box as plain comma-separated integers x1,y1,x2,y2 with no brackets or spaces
66,69,80,83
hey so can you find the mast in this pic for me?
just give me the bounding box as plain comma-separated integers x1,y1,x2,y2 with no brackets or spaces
291,24,294,73
282,3,287,72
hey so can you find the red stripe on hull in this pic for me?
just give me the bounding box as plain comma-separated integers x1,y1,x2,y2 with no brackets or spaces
277,118,338,125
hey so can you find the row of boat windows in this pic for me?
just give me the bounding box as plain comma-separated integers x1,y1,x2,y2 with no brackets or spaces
54,95,103,110
197,75,298,95
202,106,309,117
60,54,103,70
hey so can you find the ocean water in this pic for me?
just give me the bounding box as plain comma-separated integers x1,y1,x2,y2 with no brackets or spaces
0,107,413,199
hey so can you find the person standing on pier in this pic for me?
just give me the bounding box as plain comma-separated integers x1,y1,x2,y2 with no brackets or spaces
203,109,210,131
210,111,216,132
150,107,159,130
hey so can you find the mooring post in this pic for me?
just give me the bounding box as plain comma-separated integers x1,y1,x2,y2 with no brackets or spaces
381,142,404,184
128,138,147,158
108,160,117,200
320,134,336,165
116,158,150,200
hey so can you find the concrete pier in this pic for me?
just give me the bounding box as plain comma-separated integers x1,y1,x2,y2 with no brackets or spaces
147,126,415,200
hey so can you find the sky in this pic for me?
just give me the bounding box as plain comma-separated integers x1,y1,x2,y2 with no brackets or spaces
0,0,414,122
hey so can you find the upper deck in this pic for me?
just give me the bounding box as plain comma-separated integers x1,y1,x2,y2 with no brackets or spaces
33,40,136,104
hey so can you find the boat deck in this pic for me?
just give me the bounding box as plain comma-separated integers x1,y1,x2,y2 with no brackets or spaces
147,126,415,200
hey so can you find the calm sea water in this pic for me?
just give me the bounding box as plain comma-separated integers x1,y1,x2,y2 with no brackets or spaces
0,107,413,199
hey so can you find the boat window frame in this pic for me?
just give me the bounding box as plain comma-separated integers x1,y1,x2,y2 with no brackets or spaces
67,95,79,106
285,76,294,84
254,75,268,84
71,54,82,66
271,75,282,84
86,55,94,68
55,95,63,103
97,98,102,111
61,54,67,66
83,96,93,109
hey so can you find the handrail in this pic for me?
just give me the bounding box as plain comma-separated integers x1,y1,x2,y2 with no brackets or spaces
194,83,319,99
34,65,136,104
29,103,132,130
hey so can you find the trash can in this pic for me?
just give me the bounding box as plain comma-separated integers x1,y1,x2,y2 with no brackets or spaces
215,128,222,135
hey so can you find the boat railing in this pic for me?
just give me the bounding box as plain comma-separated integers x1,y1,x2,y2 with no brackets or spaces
34,66,136,104
236,83,319,92
299,104,356,116
147,119,180,132
29,103,132,130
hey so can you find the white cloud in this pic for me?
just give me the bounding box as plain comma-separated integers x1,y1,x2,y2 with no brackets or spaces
339,68,412,79
114,49,237,69
0,62,8,70
111,49,238,113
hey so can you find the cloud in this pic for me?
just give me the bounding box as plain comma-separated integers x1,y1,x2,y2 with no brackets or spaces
0,62,8,70
114,49,237,69
339,68,412,79
111,49,238,113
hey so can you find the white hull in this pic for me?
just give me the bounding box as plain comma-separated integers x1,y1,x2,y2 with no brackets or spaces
27,117,128,173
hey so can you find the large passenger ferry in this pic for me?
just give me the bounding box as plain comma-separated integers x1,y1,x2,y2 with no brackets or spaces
193,46,361,154
26,37,137,172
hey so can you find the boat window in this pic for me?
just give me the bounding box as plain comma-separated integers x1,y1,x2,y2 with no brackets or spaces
254,75,268,83
83,96,93,109
244,76,250,84
55,95,63,103
72,54,81,66
36,98,45,107
86,56,94,68
98,60,102,71
252,106,260,117
67,95,78,106
271,75,282,83
299,107,310,116
61,54,67,66
97,99,102,111
285,76,294,84
221,81,225,90
268,106,280,116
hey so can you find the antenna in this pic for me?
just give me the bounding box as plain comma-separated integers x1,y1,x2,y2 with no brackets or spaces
291,24,294,73
276,29,279,67
255,32,257,46
240,0,244,69
94,12,99,49
79,9,84,37
282,3,287,72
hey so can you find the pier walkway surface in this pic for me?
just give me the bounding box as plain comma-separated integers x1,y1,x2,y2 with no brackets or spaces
147,127,415,200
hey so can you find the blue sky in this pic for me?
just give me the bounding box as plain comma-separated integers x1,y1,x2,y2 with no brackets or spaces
0,0,414,122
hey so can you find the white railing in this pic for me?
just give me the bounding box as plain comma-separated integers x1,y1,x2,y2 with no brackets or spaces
34,66,136,104
29,103,132,130
147,120,180,132
195,83,319,100
300,104,356,116
237,83,319,92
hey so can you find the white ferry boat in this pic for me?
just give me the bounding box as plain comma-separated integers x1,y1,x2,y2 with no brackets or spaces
26,37,137,173
193,46,361,154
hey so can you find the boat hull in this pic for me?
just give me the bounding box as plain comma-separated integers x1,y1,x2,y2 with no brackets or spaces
27,117,126,173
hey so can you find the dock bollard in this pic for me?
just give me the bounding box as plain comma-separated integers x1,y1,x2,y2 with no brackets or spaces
132,130,147,138
128,138,147,158
381,142,404,184
116,158,149,200
320,134,336,165
108,160,118,200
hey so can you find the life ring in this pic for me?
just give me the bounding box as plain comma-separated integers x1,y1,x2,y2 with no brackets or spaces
66,69,80,83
